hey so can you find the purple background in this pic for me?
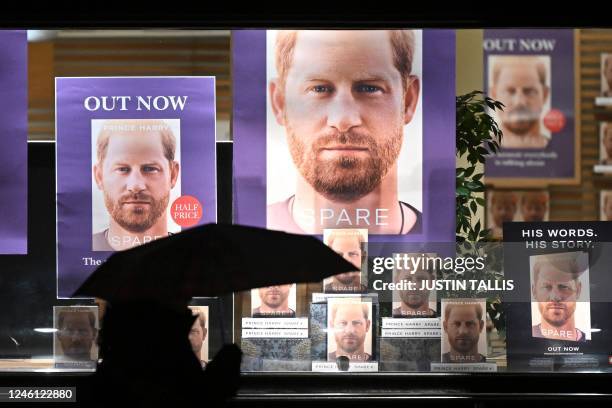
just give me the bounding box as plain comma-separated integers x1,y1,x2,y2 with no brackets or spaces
232,30,456,244
56,77,217,298
0,31,27,254
484,29,575,179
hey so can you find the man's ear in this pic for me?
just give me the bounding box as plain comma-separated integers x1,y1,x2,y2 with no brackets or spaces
202,328,208,340
443,320,448,332
365,319,371,332
576,281,582,300
403,75,420,125
479,319,485,333
270,79,286,126
93,163,103,190
170,161,180,188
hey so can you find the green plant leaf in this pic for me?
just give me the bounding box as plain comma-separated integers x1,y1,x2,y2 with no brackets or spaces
463,166,475,177
457,186,470,196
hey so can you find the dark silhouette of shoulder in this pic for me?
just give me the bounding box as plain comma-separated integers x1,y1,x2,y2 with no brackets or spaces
90,302,242,406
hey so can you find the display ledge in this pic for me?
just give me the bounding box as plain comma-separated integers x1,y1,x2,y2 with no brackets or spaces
232,372,612,407
2,372,612,407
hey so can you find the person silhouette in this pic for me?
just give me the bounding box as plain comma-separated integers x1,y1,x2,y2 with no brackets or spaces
89,301,242,407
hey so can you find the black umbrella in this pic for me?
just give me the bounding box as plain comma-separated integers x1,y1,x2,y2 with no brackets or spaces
73,223,356,304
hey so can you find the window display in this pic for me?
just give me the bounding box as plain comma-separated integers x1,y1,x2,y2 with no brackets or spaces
3,28,612,407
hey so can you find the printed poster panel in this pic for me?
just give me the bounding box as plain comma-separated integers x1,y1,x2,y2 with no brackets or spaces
56,77,217,297
0,30,27,254
504,221,612,370
484,30,578,185
232,29,456,244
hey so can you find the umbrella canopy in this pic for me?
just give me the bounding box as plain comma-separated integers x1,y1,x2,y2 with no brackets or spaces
73,223,357,305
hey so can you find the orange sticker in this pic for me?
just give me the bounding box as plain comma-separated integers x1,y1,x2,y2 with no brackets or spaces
543,109,566,133
171,195,203,227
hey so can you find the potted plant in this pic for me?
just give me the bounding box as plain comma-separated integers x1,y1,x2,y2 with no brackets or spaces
454,90,506,350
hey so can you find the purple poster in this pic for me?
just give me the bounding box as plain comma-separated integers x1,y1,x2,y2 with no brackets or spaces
232,30,456,244
56,77,217,298
0,30,27,254
484,30,577,184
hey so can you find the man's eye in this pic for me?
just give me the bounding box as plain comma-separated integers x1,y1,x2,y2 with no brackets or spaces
143,166,160,173
356,84,382,93
311,85,333,93
116,167,130,173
